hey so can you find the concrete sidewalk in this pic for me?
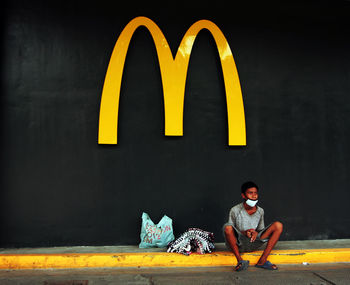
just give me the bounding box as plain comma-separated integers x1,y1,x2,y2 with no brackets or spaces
1,264,350,285
0,240,349,270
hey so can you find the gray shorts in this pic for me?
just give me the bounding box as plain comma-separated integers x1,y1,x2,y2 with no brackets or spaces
223,223,270,253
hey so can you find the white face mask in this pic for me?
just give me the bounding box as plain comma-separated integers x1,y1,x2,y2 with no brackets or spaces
246,199,258,207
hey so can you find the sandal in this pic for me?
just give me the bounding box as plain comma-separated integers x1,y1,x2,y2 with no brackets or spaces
255,260,278,270
235,260,249,271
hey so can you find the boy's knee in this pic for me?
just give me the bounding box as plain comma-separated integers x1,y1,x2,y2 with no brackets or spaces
224,225,234,235
273,221,283,232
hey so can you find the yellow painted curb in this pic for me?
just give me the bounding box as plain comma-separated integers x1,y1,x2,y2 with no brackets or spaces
1,248,349,269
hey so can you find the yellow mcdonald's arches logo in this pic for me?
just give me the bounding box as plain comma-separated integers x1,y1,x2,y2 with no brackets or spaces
99,16,246,146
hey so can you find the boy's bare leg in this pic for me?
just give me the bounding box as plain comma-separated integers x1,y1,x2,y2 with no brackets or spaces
224,226,244,269
257,221,283,268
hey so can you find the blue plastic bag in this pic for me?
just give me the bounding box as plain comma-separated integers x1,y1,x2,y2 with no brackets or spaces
139,212,175,248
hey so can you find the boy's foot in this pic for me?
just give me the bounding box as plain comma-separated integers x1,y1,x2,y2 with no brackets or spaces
255,260,278,270
235,260,249,271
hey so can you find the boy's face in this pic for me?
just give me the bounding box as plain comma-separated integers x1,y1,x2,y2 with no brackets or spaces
242,187,258,201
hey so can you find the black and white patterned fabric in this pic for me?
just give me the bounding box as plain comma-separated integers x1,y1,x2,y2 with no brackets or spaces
167,228,215,255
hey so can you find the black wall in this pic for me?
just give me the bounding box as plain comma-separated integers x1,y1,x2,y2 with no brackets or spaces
1,1,350,247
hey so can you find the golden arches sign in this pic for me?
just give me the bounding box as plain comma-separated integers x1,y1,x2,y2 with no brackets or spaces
99,16,246,145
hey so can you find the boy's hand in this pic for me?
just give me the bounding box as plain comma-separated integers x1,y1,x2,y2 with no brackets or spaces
250,230,258,242
244,229,255,238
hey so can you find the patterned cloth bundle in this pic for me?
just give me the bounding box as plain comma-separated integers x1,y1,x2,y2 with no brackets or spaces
166,228,215,255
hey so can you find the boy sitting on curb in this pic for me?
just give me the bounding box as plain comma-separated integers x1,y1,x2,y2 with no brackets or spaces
223,181,283,271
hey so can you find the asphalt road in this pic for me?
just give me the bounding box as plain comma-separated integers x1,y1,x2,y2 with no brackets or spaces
0,263,349,284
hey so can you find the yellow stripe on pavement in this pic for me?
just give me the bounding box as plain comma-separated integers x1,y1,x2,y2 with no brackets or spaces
1,248,349,269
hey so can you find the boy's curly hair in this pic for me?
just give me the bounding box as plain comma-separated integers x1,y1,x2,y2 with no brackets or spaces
241,181,259,194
